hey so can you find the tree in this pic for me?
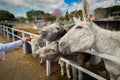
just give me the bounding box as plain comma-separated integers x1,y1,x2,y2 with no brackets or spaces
16,17,26,23
59,16,65,21
43,13,56,22
67,10,82,21
0,10,15,21
35,10,44,20
106,5,120,16
95,5,120,18
65,10,70,20
26,10,36,21
26,10,45,21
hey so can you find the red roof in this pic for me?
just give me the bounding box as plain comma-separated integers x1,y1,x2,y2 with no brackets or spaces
52,9,62,17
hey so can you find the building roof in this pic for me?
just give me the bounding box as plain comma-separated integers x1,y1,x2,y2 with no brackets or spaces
52,9,62,17
93,19,120,22
112,11,120,14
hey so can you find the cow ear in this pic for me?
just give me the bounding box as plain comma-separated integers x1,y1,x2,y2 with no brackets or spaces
82,0,90,21
73,17,81,24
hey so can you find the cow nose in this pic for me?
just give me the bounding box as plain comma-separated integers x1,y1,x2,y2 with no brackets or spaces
41,31,47,38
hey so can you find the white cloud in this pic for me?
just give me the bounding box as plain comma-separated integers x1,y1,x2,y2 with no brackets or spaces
89,0,114,10
67,2,82,12
67,0,118,14
0,0,119,17
0,0,67,17
1,0,66,10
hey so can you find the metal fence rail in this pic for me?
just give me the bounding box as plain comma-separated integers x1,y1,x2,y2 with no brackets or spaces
60,58,106,80
1,25,120,80
0,25,51,76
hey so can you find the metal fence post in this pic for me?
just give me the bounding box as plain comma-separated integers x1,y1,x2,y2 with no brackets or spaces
6,27,10,40
12,28,15,41
1,25,3,33
2,25,4,33
46,41,51,76
0,25,1,33
3,26,5,37
22,30,27,55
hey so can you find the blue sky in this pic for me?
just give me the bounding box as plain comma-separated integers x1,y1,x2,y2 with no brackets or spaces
64,0,81,5
0,0,118,17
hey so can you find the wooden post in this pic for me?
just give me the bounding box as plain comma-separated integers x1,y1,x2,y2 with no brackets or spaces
46,41,51,76
12,28,15,41
22,30,27,55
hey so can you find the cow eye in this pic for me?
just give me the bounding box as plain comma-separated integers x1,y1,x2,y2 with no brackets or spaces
76,26,83,29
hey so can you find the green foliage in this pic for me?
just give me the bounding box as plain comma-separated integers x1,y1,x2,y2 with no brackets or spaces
16,17,26,22
26,9,83,22
106,5,120,15
58,16,65,21
64,9,82,21
68,13,74,21
43,13,56,22
95,5,120,16
26,10,35,21
26,10,45,21
35,10,44,19
65,10,69,20
0,10,15,21
68,10,82,21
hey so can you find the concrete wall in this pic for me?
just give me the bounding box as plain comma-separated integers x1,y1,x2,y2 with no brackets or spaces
94,8,108,20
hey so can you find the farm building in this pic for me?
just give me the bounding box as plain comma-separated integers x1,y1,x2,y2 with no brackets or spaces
94,20,120,31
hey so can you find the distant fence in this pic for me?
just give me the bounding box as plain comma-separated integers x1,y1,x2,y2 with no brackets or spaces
1,25,120,80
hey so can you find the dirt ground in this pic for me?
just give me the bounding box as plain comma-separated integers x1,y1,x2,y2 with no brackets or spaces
0,33,68,80
0,24,109,80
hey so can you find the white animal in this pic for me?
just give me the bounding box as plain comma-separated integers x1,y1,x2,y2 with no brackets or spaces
30,36,46,64
39,21,75,79
59,0,120,80
58,53,84,80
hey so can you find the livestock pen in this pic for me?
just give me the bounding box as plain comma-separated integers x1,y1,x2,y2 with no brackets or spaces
1,24,120,80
